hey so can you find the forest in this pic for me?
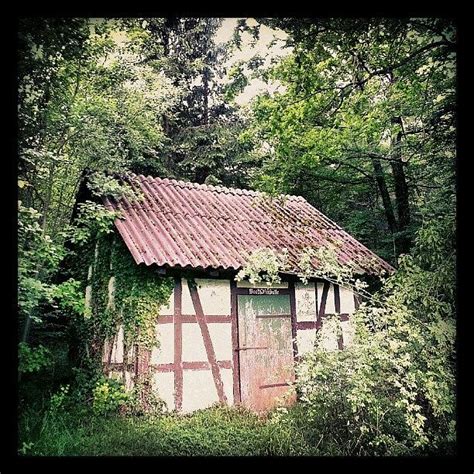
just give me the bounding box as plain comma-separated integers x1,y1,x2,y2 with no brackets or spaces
17,18,456,456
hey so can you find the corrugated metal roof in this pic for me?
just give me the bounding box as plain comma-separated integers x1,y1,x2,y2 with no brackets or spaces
104,174,394,275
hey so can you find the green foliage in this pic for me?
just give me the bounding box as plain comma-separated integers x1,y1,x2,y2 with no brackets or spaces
18,343,52,374
19,442,35,455
65,232,174,413
17,18,456,457
125,17,257,186
297,246,375,289
236,247,289,285
89,235,175,349
241,18,455,263
122,380,166,417
223,62,249,102
19,404,317,456
18,18,174,241
295,207,455,455
87,172,143,202
18,202,65,324
68,366,103,404
70,201,119,246
50,278,86,316
92,378,128,416
49,384,71,414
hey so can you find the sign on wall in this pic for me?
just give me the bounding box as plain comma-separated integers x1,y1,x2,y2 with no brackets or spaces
248,288,281,295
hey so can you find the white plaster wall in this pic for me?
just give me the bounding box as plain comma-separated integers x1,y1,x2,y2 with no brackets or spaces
295,282,317,322
341,320,356,348
221,368,234,405
237,280,288,288
111,325,124,363
182,370,219,413
152,371,175,411
159,288,174,316
339,286,356,314
106,276,115,309
208,323,233,361
319,317,339,351
182,323,207,362
102,340,110,363
85,284,92,312
124,370,135,391
85,244,98,315
199,279,231,315
296,328,317,356
181,279,195,314
317,282,336,314
126,345,135,361
181,278,231,315
151,323,174,364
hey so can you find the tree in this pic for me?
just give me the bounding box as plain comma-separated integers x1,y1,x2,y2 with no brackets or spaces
18,18,178,240
295,186,456,454
236,18,455,263
17,18,179,345
126,17,258,186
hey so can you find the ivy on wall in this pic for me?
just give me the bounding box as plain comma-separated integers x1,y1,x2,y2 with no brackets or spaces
57,174,175,420
110,237,174,350
87,233,174,356
84,232,174,414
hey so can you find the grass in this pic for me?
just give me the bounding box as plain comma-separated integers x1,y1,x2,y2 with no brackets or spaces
17,342,319,457
19,404,320,456
18,351,323,457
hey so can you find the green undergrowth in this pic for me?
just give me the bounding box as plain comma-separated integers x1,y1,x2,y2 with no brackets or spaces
19,404,318,456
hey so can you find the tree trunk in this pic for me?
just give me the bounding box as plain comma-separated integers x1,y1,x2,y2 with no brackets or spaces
370,156,398,239
355,61,401,259
21,315,32,344
391,129,412,255
203,67,210,126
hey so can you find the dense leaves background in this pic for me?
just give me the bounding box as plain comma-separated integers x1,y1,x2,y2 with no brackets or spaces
17,17,456,456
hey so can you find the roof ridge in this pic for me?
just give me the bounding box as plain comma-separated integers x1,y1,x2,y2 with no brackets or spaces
121,172,370,243
126,172,305,202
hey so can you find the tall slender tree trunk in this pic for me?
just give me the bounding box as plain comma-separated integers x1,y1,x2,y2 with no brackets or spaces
203,67,210,126
391,126,412,255
355,63,402,259
371,156,398,238
202,18,211,127
387,69,412,256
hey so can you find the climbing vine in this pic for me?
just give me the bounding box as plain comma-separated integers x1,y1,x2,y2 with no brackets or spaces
109,237,174,350
235,248,289,285
69,226,174,415
83,233,173,354
69,173,174,356
66,176,174,415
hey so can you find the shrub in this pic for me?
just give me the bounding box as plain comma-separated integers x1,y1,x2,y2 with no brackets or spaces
294,209,455,456
121,380,166,417
18,342,52,374
49,384,71,414
92,377,128,415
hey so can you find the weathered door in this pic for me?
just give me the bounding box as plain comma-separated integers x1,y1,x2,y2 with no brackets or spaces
237,289,296,411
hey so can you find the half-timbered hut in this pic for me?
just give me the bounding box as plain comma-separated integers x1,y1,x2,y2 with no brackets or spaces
85,173,393,413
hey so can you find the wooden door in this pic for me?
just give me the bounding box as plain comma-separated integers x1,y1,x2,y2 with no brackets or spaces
237,290,296,411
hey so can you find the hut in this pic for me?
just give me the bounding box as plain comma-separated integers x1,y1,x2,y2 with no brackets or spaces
83,173,393,413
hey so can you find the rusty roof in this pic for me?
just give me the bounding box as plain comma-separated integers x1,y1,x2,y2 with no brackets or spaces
104,174,394,275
